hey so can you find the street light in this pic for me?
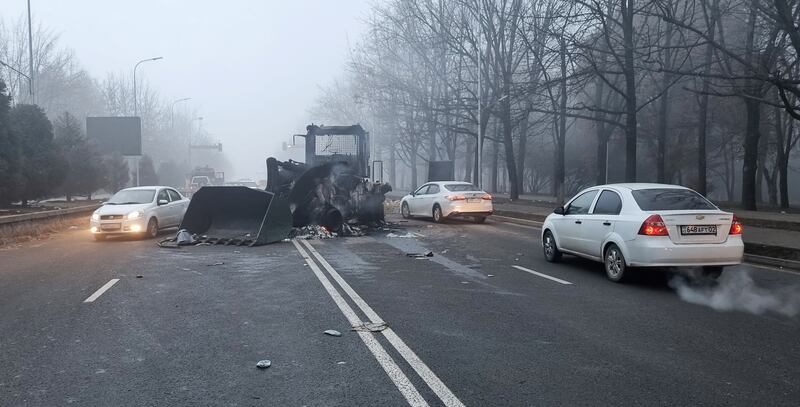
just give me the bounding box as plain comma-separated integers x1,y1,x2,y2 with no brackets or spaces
188,116,203,169
133,56,163,116
170,97,191,131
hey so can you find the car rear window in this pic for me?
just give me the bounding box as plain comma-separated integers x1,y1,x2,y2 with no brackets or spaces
444,184,478,192
631,188,716,211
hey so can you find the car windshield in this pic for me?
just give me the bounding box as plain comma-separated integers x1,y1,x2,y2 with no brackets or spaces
444,184,479,192
106,189,155,205
631,188,717,211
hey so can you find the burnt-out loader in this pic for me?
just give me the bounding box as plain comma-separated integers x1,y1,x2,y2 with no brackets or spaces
178,124,391,246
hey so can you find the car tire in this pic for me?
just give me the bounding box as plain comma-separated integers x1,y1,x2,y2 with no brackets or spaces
401,202,412,219
473,216,486,224
93,234,106,241
432,205,444,223
145,218,159,239
604,244,629,282
543,230,562,262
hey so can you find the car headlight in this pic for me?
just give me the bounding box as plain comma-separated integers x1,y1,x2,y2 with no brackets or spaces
127,211,143,220
91,213,100,221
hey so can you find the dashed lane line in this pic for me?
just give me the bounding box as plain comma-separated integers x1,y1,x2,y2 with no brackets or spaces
83,279,120,303
511,265,573,285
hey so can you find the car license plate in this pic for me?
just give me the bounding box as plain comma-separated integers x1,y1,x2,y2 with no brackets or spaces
101,223,121,231
467,198,481,203
680,225,717,235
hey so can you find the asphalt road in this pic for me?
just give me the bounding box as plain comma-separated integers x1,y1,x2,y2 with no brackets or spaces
1,215,799,406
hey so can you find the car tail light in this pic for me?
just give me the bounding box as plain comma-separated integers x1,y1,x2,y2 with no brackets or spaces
446,195,466,201
638,214,669,236
481,193,492,200
729,215,743,235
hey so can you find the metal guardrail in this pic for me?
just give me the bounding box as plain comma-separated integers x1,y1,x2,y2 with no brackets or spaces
0,204,100,226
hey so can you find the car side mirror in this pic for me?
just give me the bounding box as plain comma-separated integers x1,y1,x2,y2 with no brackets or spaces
553,206,565,215
411,192,416,197
158,199,169,206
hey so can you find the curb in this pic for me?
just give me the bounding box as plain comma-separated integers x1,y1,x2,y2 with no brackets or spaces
491,212,800,272
0,204,101,225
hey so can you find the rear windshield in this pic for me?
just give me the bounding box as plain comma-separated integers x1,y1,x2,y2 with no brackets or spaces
106,189,155,205
444,184,479,192
631,188,716,211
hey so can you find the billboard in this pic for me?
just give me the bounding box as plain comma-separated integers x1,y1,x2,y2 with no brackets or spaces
86,117,142,156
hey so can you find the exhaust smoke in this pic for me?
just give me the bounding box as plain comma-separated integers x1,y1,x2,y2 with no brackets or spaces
669,271,800,317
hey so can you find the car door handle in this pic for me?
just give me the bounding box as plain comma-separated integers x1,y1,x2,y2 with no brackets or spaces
574,220,582,224
603,221,612,226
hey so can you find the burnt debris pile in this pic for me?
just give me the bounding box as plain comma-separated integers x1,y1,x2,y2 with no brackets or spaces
176,124,392,246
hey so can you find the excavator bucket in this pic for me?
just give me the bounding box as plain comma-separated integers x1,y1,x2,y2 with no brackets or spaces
179,186,293,246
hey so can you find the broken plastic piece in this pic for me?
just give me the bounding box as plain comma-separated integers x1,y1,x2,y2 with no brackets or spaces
406,251,434,258
351,322,389,332
256,359,271,369
324,330,342,337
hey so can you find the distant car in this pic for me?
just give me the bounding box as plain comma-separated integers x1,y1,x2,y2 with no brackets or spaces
400,181,493,223
89,186,190,241
541,183,744,282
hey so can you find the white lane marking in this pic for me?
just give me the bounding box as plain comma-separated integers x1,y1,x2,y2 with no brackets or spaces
291,240,429,407
511,265,573,285
301,240,466,407
83,279,120,303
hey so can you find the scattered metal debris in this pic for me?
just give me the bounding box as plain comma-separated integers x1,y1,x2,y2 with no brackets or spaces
337,361,347,365
487,274,495,277
206,262,224,267
324,329,342,337
406,251,434,258
441,249,448,254
256,360,272,369
351,322,389,332
136,275,143,278
288,225,334,240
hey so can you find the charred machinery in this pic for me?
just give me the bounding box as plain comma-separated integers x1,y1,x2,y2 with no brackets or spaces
178,124,391,246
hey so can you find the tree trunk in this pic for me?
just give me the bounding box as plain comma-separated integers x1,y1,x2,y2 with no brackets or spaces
696,0,718,195
464,137,474,182
741,98,761,210
622,0,638,182
656,21,674,183
516,112,529,194
491,139,499,194
555,40,568,202
501,97,519,200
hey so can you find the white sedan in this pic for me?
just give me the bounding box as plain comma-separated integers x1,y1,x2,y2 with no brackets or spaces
541,183,744,282
90,186,190,241
400,181,493,223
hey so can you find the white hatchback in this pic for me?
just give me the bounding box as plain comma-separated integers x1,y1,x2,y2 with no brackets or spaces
89,186,190,241
541,183,744,282
400,181,493,223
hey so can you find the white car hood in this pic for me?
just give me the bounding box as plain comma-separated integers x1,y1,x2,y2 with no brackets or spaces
95,203,151,216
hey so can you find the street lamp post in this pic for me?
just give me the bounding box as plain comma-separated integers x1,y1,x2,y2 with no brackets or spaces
133,56,163,117
170,97,191,131
188,116,203,169
27,0,34,103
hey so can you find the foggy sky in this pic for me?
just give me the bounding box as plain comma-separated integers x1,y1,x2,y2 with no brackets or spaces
4,0,372,180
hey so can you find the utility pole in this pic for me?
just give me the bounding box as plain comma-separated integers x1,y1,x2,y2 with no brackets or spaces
27,0,34,103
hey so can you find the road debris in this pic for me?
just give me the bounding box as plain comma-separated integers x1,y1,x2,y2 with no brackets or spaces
406,251,434,258
206,262,225,267
351,322,389,332
324,329,342,337
288,225,334,240
256,359,272,369
441,249,448,254
337,361,347,365
387,232,418,238
136,275,143,278
487,274,495,277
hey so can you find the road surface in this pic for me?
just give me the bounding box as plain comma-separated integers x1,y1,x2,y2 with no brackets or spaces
1,215,799,406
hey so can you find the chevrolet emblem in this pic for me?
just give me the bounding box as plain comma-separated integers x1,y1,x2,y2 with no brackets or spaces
695,215,705,220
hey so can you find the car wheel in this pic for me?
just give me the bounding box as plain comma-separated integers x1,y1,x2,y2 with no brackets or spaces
432,205,444,223
604,244,628,282
93,234,106,241
473,216,486,224
401,202,412,219
543,230,562,262
145,218,159,239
